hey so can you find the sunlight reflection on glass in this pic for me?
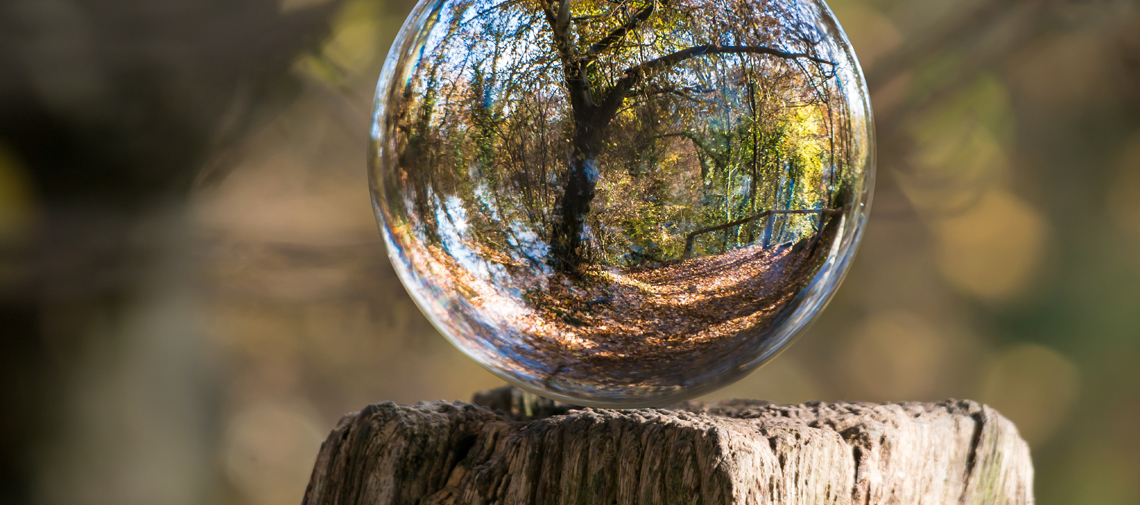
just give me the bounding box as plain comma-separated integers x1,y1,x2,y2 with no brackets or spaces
370,0,874,406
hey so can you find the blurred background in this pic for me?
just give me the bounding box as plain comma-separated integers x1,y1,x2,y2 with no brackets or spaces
1,0,1138,503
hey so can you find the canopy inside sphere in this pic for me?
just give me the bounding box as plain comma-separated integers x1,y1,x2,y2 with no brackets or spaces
370,0,874,406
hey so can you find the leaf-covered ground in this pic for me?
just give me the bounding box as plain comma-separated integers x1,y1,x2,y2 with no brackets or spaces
402,215,840,398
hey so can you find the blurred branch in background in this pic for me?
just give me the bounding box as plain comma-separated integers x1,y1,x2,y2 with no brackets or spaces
1,0,1139,504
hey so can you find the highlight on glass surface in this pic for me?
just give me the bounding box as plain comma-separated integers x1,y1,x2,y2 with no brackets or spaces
370,0,874,406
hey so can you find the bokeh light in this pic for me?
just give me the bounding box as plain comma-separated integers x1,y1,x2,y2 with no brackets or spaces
3,0,1140,504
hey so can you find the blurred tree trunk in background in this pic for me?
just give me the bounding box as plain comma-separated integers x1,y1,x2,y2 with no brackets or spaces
0,1,338,503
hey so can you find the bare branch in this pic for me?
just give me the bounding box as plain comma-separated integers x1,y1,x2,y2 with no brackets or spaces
467,0,529,24
585,0,662,60
683,208,841,258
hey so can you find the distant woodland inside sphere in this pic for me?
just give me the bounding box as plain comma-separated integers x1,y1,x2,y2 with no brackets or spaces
371,0,874,406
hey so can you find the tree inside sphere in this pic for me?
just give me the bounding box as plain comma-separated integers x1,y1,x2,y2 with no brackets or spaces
370,0,874,406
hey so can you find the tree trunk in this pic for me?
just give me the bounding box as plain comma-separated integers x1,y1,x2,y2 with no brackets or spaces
761,170,784,248
303,386,1034,505
549,139,599,273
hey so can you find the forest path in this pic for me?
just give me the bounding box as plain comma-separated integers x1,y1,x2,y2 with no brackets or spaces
520,237,823,390
407,213,840,394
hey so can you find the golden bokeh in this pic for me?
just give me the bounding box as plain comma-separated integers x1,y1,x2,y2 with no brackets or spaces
699,356,823,405
837,311,984,401
932,189,1049,302
0,144,36,243
223,397,326,505
902,76,1014,216
5,0,1139,504
979,343,1081,446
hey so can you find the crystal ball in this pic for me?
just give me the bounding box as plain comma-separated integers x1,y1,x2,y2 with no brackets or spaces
370,0,874,406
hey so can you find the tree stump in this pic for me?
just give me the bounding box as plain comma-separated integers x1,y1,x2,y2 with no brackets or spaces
303,386,1033,505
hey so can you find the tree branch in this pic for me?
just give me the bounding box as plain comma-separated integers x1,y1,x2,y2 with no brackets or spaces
596,44,835,126
585,0,661,59
467,0,529,24
683,208,841,258
537,0,574,60
538,0,595,116
555,0,572,39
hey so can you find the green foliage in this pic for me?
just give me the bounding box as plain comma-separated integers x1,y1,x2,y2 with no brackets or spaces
383,0,859,268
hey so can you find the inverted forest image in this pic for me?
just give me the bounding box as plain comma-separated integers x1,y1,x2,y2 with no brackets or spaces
372,0,873,401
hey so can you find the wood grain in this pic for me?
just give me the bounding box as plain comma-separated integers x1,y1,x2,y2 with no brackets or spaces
303,386,1032,505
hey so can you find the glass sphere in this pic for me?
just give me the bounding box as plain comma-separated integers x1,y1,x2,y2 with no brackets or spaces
370,0,874,407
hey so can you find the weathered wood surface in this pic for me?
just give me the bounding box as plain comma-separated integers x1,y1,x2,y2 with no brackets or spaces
303,386,1033,505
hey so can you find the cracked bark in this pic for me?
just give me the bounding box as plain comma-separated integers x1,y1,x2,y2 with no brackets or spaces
303,386,1033,505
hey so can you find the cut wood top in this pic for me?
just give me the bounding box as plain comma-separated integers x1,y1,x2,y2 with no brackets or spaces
303,386,1032,505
